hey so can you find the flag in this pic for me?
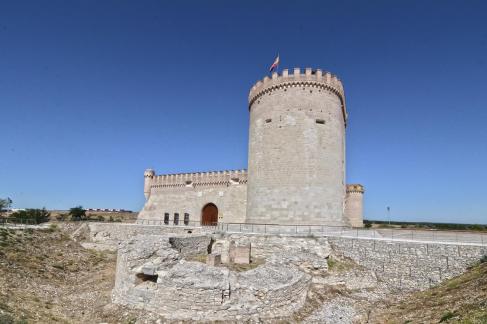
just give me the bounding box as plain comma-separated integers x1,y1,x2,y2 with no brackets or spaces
269,55,280,72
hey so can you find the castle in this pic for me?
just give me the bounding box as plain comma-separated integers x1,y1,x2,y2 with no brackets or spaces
138,67,364,227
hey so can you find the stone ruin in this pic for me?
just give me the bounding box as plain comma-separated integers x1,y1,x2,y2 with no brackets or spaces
82,223,486,321
111,232,333,321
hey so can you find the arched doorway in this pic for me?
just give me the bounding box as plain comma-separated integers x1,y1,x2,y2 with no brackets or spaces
201,203,218,226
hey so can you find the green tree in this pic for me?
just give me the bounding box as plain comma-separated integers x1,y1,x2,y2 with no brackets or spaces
69,206,87,221
0,198,7,210
10,208,50,224
0,198,12,216
0,199,7,217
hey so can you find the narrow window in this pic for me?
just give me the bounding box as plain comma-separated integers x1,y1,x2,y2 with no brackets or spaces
265,118,272,123
174,213,179,225
184,213,189,225
164,213,169,225
135,273,158,284
316,119,325,124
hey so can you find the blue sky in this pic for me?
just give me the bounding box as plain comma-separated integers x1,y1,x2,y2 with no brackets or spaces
1,1,486,224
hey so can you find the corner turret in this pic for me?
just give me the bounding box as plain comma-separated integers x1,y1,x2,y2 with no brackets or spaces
344,184,365,227
144,169,155,200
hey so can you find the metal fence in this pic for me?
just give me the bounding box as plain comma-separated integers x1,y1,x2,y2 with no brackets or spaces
136,218,217,228
217,222,487,245
3,217,486,246
136,219,487,246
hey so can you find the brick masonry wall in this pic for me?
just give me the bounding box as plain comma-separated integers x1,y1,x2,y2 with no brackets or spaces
329,237,487,291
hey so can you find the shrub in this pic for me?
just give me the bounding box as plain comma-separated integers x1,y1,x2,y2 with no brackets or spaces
327,257,337,270
10,208,50,224
69,206,87,221
96,215,104,221
0,199,8,214
0,313,14,324
480,255,487,264
47,224,59,232
364,223,372,228
56,213,67,221
440,311,457,322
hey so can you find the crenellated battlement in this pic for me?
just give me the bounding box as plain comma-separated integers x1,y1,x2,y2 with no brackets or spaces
346,184,365,193
144,169,155,178
149,169,248,189
140,63,363,227
248,67,346,123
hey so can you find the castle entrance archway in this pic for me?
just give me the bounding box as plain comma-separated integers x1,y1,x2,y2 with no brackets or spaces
201,203,218,226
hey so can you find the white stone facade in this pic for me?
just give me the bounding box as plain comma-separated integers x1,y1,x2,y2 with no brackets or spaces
247,68,347,225
139,67,364,227
139,170,248,224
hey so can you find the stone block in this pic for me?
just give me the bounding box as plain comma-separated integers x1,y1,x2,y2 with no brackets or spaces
228,240,236,263
212,239,231,263
234,244,251,264
206,253,221,266
142,265,157,276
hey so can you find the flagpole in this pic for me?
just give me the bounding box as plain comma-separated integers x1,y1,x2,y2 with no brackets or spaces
277,52,279,74
269,53,280,75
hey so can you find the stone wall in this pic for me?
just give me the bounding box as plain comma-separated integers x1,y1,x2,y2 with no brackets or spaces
139,170,247,224
246,68,348,226
87,223,206,249
329,237,487,291
109,226,487,320
169,235,211,257
112,234,311,321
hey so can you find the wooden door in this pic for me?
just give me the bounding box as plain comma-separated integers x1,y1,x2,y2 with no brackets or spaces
201,203,218,225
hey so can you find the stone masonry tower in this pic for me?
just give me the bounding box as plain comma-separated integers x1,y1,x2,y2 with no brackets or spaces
344,184,365,227
144,169,155,200
246,68,348,225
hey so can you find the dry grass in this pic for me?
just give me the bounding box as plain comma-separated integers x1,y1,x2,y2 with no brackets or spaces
0,226,140,323
370,262,487,323
223,257,265,272
326,255,357,273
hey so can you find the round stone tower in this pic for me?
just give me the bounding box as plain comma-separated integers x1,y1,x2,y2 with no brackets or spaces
246,67,348,225
344,184,365,227
144,169,155,200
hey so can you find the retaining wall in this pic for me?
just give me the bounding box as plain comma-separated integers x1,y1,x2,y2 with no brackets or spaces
88,223,206,249
112,234,310,321
329,237,487,291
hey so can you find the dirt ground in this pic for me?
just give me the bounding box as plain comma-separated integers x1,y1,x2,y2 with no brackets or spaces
0,224,486,324
369,262,487,323
0,225,142,324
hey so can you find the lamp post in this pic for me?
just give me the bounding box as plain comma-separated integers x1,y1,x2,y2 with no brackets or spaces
387,206,391,226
